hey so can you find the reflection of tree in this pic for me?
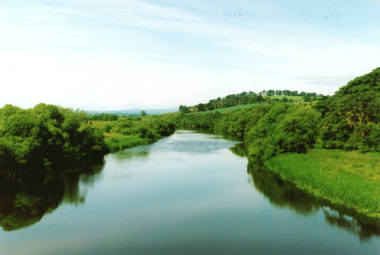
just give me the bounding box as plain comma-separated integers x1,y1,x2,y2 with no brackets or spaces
323,209,380,242
0,182,64,231
0,162,104,231
245,156,380,239
247,157,319,216
229,143,246,158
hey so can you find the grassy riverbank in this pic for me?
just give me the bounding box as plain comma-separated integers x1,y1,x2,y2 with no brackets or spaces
104,133,152,152
264,149,380,221
84,116,176,152
84,120,151,151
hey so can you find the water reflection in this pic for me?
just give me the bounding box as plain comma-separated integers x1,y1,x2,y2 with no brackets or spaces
113,145,151,160
229,143,246,158
323,208,380,242
236,148,380,241
169,131,238,155
0,163,104,231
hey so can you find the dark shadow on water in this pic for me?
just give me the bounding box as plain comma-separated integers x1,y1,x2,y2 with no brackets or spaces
247,157,319,216
0,162,105,232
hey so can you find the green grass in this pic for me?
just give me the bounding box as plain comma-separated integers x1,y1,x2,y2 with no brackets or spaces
104,133,152,152
264,149,380,221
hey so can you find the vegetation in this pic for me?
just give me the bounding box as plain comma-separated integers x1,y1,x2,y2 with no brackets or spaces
0,102,177,184
87,113,118,121
1,67,379,221
180,90,322,113
0,104,176,231
314,67,380,152
175,67,380,221
0,103,109,183
90,116,176,152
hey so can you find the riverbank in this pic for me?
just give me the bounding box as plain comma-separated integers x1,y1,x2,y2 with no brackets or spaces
86,117,176,152
264,149,380,223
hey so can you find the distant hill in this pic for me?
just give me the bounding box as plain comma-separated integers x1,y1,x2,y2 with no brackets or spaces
86,108,178,116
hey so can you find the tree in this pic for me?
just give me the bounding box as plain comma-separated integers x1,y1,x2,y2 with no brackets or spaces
0,103,109,182
197,103,206,112
179,105,190,113
303,95,311,102
141,110,147,116
314,67,380,151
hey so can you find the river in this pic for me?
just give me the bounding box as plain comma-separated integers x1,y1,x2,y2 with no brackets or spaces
0,130,379,254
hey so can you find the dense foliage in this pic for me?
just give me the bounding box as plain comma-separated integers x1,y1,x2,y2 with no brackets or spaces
0,103,109,183
314,67,380,152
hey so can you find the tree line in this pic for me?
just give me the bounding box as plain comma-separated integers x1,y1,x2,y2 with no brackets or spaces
87,113,118,121
179,90,323,113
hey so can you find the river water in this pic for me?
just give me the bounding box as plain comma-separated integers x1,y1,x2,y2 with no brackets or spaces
0,130,379,254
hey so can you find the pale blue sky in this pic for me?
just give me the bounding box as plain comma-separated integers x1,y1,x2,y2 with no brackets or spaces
1,0,379,110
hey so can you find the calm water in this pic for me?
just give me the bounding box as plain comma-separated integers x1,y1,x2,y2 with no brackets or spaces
0,130,379,255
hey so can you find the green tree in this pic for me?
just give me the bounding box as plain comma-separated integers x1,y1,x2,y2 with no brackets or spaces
314,67,380,151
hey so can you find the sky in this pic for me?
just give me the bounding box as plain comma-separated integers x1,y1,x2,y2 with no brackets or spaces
0,0,380,111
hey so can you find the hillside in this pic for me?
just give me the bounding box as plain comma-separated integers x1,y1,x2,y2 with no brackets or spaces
86,108,178,116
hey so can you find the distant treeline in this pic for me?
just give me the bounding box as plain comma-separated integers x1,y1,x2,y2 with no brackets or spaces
87,113,118,121
179,90,324,113
176,67,380,157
